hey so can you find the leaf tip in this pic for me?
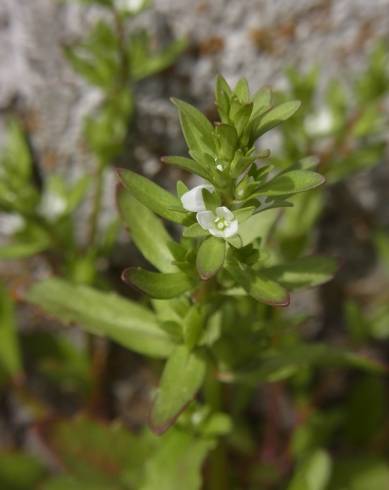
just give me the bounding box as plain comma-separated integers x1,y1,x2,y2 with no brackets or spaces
149,398,193,436
267,292,290,308
121,267,134,286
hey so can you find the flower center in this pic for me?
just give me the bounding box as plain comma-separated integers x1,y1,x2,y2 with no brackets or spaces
214,217,228,230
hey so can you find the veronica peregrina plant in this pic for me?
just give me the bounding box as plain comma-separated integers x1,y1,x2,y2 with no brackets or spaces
112,76,340,433
25,68,386,489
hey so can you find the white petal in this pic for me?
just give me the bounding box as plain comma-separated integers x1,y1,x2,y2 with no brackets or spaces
305,109,333,136
196,210,215,230
216,206,234,221
0,213,24,234
181,184,214,212
208,227,224,238
223,219,238,238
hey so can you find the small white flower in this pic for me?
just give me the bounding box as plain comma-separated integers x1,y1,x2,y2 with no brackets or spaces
305,109,334,136
0,213,24,235
197,206,238,239
114,0,145,14
180,184,215,212
39,192,67,221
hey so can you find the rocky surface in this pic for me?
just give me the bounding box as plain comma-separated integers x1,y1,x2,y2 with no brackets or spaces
1,0,388,309
1,0,389,169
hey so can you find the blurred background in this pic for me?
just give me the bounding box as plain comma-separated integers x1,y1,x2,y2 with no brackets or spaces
0,0,389,489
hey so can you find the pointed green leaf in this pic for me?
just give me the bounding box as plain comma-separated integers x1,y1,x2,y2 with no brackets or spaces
249,272,290,306
216,124,238,160
234,78,250,102
254,170,325,197
0,284,22,377
42,416,151,489
171,98,216,156
254,100,301,137
288,450,332,490
161,156,210,180
215,75,232,121
150,345,206,434
141,427,215,490
233,206,255,223
228,261,289,306
265,256,337,289
251,87,272,118
123,268,194,299
27,278,173,358
183,223,209,238
234,103,253,136
117,169,185,224
183,306,204,350
0,237,51,260
176,180,188,198
236,344,384,385
0,452,45,490
196,237,226,280
238,209,279,246
118,190,176,272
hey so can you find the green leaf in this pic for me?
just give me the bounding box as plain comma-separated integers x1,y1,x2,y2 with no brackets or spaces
255,170,325,197
0,284,22,377
234,103,253,136
22,331,90,392
251,87,272,118
171,98,216,156
228,262,289,306
140,427,215,490
183,223,209,238
42,477,107,490
265,256,337,289
150,345,206,433
118,169,185,224
183,306,204,350
196,237,225,280
132,37,187,81
0,452,45,490
215,124,238,160
233,206,255,223
215,75,232,122
161,156,210,180
288,449,332,490
234,78,250,102
3,120,32,181
254,100,301,137
122,268,194,299
118,190,176,272
27,279,173,358
248,272,290,306
42,417,153,489
238,209,280,246
237,344,384,384
329,457,389,490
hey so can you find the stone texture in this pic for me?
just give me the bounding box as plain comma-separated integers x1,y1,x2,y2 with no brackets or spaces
1,0,389,170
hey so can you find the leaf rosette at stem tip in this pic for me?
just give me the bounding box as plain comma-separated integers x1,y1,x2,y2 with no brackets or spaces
117,75,329,308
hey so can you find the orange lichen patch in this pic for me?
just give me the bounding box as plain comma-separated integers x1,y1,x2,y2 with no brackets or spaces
198,36,225,55
249,28,277,54
250,21,296,55
41,149,61,170
24,109,41,133
195,1,209,14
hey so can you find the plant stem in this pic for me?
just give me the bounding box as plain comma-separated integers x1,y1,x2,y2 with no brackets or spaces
204,372,229,490
87,161,105,247
112,7,130,87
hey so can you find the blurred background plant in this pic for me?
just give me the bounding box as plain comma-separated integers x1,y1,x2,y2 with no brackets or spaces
0,0,389,489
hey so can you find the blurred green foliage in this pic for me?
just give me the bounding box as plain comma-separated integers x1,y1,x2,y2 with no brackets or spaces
0,0,388,486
